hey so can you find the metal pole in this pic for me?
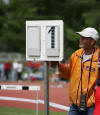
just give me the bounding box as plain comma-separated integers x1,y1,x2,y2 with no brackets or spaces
36,89,39,115
44,61,49,115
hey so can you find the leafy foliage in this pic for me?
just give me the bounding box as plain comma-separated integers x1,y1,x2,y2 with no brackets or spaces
0,0,100,60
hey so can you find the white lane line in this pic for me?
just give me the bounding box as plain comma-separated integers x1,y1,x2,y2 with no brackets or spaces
0,96,70,111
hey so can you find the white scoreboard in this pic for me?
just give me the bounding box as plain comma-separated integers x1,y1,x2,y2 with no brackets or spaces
26,20,63,61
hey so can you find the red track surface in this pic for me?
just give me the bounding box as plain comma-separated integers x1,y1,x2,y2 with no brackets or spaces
0,81,71,112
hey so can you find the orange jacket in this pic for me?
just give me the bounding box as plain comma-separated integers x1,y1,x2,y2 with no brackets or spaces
59,47,99,107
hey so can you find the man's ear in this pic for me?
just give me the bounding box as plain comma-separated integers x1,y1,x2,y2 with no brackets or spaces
91,39,96,46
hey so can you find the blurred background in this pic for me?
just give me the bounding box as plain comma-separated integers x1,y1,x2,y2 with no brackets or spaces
1,0,100,58
0,0,100,114
0,0,100,81
0,0,100,82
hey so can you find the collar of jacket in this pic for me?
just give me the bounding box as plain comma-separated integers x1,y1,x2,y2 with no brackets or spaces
76,46,99,62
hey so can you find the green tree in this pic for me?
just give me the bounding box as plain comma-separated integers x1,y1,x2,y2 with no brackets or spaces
0,0,100,60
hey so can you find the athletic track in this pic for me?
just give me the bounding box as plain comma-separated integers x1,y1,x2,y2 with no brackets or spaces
0,81,71,112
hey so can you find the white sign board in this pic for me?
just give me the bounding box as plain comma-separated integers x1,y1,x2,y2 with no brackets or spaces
26,20,63,61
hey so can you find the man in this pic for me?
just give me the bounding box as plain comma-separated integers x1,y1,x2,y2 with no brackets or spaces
59,27,99,115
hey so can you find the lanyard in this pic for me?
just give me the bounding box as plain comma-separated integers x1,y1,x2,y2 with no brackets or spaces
81,54,94,94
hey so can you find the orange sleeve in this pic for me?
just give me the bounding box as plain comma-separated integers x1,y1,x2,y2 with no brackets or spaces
58,54,74,80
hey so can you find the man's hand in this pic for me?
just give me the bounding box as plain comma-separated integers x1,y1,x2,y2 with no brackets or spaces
49,61,59,68
94,85,98,91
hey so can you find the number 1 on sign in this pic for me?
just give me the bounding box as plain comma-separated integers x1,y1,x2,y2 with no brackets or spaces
48,26,55,48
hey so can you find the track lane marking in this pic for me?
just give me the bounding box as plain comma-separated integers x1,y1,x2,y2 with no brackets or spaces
0,96,70,111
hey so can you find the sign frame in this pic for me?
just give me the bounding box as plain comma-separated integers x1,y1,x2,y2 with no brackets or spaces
26,20,63,61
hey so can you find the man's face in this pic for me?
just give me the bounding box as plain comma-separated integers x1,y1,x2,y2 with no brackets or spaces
79,36,93,49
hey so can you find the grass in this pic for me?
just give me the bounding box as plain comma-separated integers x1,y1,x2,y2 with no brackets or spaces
0,106,68,115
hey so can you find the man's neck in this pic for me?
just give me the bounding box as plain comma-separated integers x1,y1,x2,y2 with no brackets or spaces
84,47,95,55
